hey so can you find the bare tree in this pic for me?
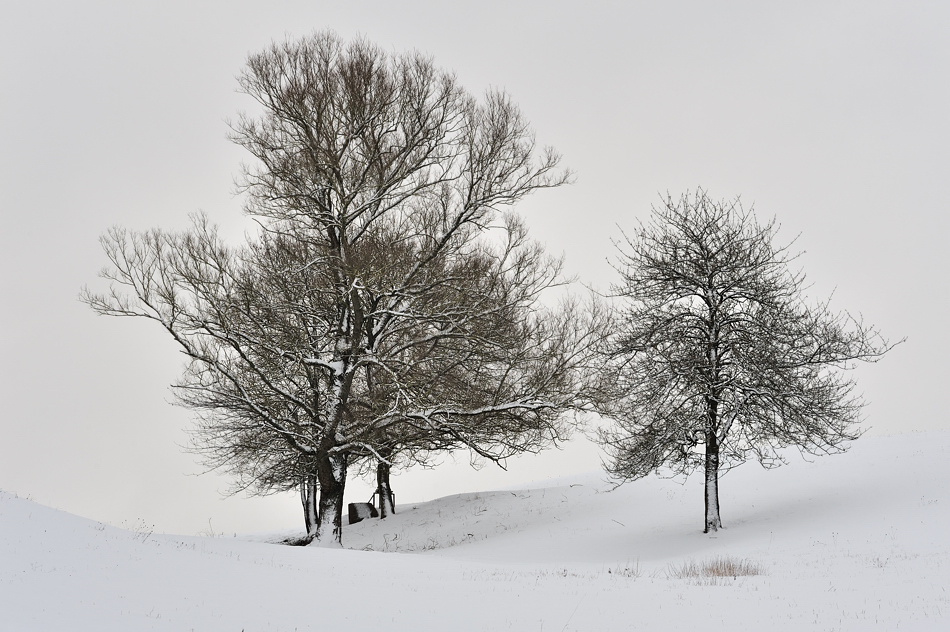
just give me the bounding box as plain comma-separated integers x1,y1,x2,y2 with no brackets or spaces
83,31,602,545
599,191,895,533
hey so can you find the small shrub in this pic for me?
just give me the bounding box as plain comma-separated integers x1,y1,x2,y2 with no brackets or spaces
667,556,764,584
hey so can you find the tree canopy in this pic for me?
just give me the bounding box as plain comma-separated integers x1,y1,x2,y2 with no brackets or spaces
83,32,601,545
599,191,893,532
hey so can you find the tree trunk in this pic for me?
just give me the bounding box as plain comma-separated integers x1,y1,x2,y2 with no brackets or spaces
704,430,722,533
377,460,395,518
313,452,347,546
300,473,319,538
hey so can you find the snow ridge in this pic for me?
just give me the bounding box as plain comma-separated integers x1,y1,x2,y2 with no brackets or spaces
2,431,948,631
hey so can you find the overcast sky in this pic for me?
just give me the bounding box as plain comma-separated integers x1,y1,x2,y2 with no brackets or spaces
2,0,947,535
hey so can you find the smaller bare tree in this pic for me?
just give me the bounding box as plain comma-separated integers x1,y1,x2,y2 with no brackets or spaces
599,191,895,533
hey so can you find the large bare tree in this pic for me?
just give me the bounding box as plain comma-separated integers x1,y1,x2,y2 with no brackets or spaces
599,191,894,533
83,32,601,545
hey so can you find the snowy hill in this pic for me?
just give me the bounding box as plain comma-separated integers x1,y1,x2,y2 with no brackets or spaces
3,431,948,631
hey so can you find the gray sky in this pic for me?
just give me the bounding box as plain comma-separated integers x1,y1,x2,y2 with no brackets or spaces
2,0,947,535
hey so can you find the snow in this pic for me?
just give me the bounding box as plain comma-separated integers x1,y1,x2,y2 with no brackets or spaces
2,431,948,630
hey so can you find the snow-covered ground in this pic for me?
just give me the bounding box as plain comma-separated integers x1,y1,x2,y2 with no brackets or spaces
3,431,948,631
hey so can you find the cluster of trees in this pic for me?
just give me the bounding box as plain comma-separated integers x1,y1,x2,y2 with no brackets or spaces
83,33,607,544
83,32,892,543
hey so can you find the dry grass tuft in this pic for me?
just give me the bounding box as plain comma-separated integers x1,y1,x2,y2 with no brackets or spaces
607,560,641,578
667,556,764,584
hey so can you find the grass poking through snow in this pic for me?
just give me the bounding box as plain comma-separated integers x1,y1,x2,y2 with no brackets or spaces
667,556,764,585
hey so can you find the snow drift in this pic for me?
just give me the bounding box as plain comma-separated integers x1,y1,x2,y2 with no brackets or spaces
2,431,948,630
